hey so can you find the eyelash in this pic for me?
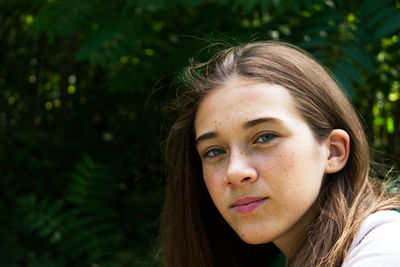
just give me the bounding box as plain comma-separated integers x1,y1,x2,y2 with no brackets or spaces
204,147,225,158
254,132,277,144
202,133,277,158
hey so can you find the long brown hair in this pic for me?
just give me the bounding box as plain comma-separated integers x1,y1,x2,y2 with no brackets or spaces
161,41,400,267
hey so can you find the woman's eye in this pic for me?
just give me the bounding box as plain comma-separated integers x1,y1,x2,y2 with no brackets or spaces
255,133,277,143
204,148,225,158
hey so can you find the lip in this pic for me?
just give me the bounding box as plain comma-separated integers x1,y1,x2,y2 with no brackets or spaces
230,196,268,214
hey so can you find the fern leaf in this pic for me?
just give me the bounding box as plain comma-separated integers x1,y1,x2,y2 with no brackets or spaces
365,6,397,30
335,59,365,86
357,0,392,19
341,46,376,73
333,69,357,100
375,13,400,39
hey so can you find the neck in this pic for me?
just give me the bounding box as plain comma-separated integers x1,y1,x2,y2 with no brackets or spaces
273,204,318,262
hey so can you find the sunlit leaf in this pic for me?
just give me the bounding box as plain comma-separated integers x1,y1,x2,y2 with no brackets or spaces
387,116,394,133
374,116,384,126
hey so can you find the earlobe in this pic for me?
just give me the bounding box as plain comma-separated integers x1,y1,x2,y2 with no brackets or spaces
325,129,350,174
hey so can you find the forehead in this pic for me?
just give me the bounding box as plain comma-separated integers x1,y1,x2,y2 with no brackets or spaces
194,80,301,131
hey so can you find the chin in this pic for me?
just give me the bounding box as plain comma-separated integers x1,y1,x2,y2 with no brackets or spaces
237,232,272,245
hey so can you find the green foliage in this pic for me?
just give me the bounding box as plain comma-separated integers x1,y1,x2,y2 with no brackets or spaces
1,0,399,265
15,154,120,265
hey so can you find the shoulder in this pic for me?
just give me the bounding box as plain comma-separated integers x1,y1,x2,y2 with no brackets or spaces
342,210,400,267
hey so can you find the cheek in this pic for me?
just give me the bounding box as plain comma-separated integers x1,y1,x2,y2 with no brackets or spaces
263,145,323,198
202,165,218,185
256,147,296,179
202,166,224,202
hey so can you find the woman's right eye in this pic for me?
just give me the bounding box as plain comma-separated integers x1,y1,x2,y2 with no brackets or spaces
204,148,225,158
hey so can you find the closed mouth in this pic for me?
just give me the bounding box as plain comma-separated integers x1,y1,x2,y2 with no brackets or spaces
230,197,268,214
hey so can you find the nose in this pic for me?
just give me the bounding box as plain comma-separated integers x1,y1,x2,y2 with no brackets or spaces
225,150,258,186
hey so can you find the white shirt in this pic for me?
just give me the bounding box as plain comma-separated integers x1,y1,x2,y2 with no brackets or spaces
342,210,400,266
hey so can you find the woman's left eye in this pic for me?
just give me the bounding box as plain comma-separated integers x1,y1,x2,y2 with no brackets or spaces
255,133,277,143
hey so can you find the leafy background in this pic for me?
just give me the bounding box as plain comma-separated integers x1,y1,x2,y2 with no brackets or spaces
1,0,399,266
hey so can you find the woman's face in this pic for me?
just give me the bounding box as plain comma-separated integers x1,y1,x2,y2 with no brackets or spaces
194,79,330,254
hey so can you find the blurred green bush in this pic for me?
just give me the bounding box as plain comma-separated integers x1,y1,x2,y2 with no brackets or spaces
0,0,399,265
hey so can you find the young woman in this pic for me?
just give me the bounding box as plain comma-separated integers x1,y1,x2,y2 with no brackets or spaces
161,41,400,266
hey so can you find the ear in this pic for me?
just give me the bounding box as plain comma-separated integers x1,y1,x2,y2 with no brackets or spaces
324,129,350,174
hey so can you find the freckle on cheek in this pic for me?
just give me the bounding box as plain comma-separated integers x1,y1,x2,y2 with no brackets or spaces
276,151,294,178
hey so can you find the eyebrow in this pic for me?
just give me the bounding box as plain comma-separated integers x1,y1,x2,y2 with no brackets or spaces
195,132,218,146
243,117,282,129
195,117,283,145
